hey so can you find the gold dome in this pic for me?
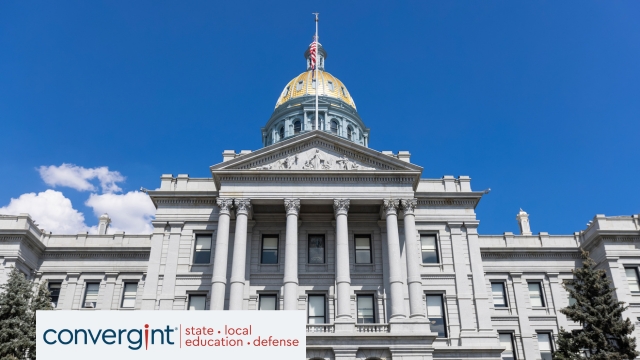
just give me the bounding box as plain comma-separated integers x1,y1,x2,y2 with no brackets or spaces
275,70,356,110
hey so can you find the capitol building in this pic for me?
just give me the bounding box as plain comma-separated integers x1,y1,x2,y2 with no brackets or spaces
2,41,640,360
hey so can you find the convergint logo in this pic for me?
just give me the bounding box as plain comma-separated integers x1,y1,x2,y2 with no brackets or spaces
42,324,176,350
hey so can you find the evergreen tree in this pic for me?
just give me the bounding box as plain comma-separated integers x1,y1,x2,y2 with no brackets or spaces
554,250,639,360
0,268,34,360
27,282,53,360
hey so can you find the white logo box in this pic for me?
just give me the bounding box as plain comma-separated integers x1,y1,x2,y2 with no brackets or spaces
37,310,306,360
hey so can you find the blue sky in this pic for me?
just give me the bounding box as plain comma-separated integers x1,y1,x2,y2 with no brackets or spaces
0,1,638,235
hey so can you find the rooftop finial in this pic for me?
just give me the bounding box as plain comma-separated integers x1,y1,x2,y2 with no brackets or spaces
516,209,532,235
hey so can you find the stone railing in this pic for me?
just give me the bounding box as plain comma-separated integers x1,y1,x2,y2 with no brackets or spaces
355,324,389,333
306,324,335,333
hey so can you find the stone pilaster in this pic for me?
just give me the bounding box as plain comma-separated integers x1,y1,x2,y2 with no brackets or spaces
101,272,119,310
400,199,425,319
158,221,184,310
283,198,300,310
229,198,251,310
211,198,233,310
382,199,406,320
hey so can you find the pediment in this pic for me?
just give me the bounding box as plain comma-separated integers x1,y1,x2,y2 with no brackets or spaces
211,131,422,173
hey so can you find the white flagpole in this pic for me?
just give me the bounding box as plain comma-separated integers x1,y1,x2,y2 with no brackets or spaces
314,13,319,131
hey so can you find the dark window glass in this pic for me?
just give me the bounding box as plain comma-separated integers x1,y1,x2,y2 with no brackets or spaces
347,126,353,140
121,283,137,308
421,234,439,263
355,236,372,264
357,295,375,324
308,235,325,264
261,236,279,264
193,234,212,264
330,120,338,134
48,282,61,308
499,333,516,360
83,283,99,308
308,295,326,324
294,121,301,134
188,294,206,310
491,282,508,307
426,295,447,337
259,294,277,310
279,126,285,140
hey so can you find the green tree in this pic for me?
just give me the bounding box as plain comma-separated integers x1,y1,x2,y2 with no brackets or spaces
27,282,53,360
554,250,639,360
0,268,34,360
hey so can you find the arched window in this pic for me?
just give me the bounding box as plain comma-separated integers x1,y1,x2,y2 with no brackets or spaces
279,126,285,140
347,126,353,140
330,120,338,134
294,120,301,134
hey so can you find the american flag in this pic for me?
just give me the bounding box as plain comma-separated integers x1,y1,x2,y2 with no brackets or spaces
309,37,317,70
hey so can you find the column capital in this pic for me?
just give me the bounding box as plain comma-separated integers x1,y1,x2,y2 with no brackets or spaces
400,198,418,215
234,198,251,216
382,199,399,216
333,199,350,217
284,198,301,216
216,197,234,215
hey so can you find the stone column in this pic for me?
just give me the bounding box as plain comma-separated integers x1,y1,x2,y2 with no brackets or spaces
211,198,233,310
334,199,352,320
229,198,251,310
283,199,301,310
400,199,425,318
383,199,407,320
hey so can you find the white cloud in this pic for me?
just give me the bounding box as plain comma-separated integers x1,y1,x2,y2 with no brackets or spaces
37,164,125,193
85,191,155,234
0,190,88,234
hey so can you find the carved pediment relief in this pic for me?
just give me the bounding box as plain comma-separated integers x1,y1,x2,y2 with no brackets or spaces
250,147,375,170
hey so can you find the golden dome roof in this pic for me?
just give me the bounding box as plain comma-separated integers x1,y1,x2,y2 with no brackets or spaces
275,70,356,110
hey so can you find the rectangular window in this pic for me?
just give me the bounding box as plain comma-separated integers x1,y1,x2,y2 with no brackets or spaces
327,81,334,91
420,234,439,264
499,333,516,360
357,295,375,324
188,294,206,310
564,282,577,306
426,295,447,337
626,268,640,292
296,81,303,91
258,294,277,310
82,283,99,308
492,282,508,308
528,282,545,307
355,236,372,264
537,333,553,360
308,295,326,324
308,235,325,264
121,283,138,308
261,236,279,264
48,282,61,308
193,234,212,264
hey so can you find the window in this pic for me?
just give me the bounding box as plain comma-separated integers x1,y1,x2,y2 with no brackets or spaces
279,126,285,140
528,282,545,307
259,294,277,310
564,281,577,306
261,236,279,264
312,79,316,89
330,120,338,134
193,234,212,264
355,236,372,264
499,333,516,360
282,86,290,97
421,234,439,264
327,81,334,91
308,295,326,324
347,126,353,140
296,81,304,91
357,295,375,324
426,295,447,337
121,282,137,308
341,86,346,96
83,283,99,308
48,282,61,308
626,268,640,292
491,282,508,308
188,294,206,310
293,120,301,134
308,235,325,264
537,333,553,360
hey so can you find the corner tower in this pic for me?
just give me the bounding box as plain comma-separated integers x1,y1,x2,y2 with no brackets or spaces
262,42,370,147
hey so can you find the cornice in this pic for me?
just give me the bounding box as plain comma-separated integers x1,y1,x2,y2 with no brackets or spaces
42,251,150,259
481,250,581,259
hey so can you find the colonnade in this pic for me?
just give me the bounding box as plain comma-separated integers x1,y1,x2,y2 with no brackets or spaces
209,197,425,321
